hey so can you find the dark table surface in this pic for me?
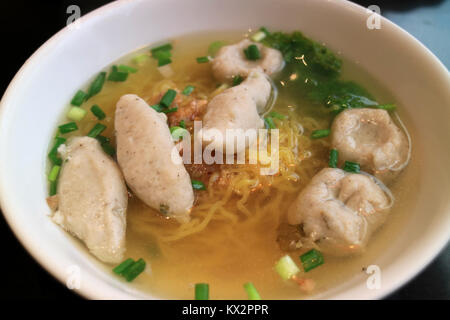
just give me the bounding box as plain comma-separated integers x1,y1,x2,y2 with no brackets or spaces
0,0,448,300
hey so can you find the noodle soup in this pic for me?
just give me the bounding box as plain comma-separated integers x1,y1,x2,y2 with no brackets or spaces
47,30,418,299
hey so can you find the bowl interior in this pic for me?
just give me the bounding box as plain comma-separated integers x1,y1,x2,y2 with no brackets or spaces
0,0,449,299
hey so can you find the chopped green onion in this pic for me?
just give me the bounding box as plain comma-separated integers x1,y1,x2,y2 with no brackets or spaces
179,120,186,129
122,258,146,282
196,56,210,63
300,249,324,272
374,103,396,111
48,165,61,182
343,161,360,173
264,117,276,129
160,89,177,108
170,126,188,141
87,123,106,138
275,255,300,280
117,65,137,73
157,57,172,67
96,135,110,144
90,104,106,120
132,54,149,65
150,43,173,53
195,283,209,300
191,180,206,190
268,111,286,120
244,44,261,60
113,258,135,275
152,49,172,60
182,85,195,96
59,122,78,134
243,282,261,300
250,31,267,42
208,41,226,57
67,107,87,121
329,149,339,168
70,90,87,106
311,129,330,139
162,107,178,114
107,65,129,82
101,142,116,156
232,75,243,86
49,180,58,196
151,104,164,112
86,72,106,100
48,137,66,165
259,26,270,36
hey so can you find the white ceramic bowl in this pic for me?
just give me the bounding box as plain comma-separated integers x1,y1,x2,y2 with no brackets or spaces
0,0,449,300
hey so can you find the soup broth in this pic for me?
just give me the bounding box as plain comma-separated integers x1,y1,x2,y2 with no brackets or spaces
53,31,419,299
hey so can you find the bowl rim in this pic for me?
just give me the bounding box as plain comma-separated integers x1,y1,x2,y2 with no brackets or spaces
0,0,449,300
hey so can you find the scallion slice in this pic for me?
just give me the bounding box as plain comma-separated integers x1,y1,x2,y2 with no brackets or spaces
86,72,106,100
244,44,261,60
196,56,210,63
122,258,146,282
179,120,186,129
107,65,129,82
182,85,195,96
250,31,266,42
87,123,106,138
49,180,58,196
113,258,135,275
150,43,173,53
311,129,330,139
70,90,87,106
232,75,243,86
90,104,106,120
48,137,66,165
152,49,172,60
208,41,226,57
264,117,276,129
48,165,61,182
102,142,116,156
160,89,177,108
162,107,178,114
132,54,149,65
195,283,209,300
96,135,110,145
170,126,188,141
329,149,339,168
157,56,172,67
268,111,286,120
117,65,137,73
243,282,261,300
300,249,324,272
343,161,360,173
151,104,164,112
67,107,87,121
191,179,206,190
275,255,300,280
59,122,78,134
